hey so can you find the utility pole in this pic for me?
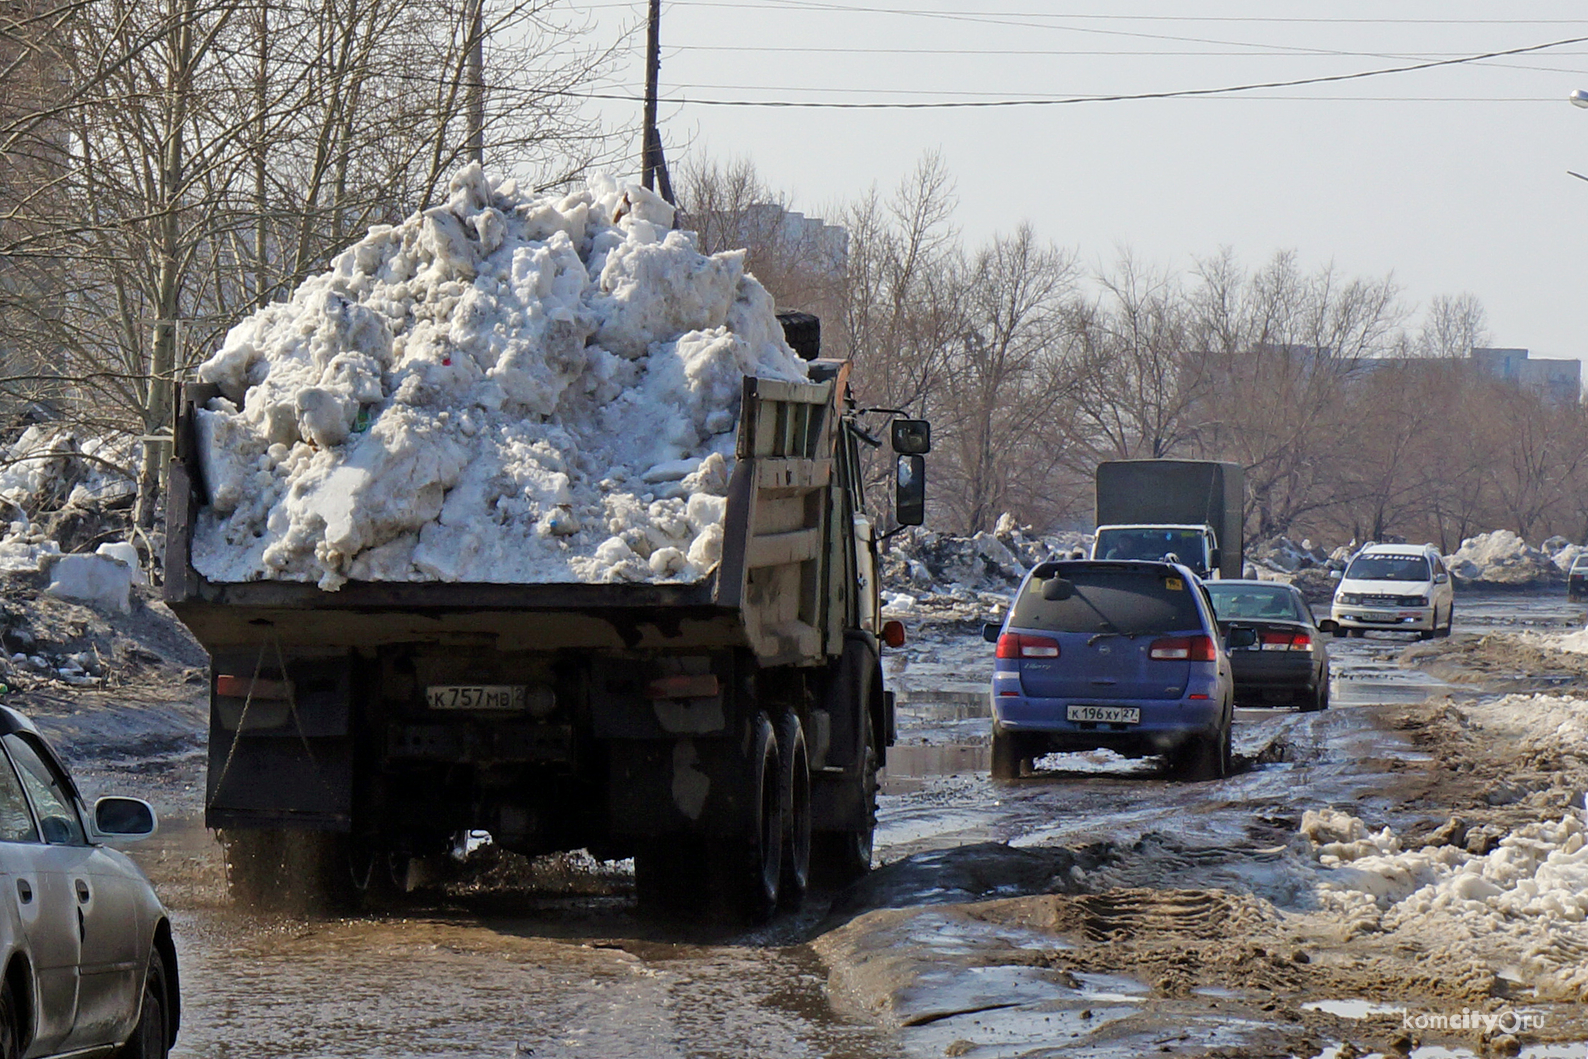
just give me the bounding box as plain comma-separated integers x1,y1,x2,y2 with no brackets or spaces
642,0,674,203
465,0,484,164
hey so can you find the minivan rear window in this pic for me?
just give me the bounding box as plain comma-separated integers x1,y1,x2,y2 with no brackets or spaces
1345,555,1431,581
1010,567,1204,635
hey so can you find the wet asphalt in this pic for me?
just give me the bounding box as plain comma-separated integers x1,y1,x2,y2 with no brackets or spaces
97,589,1585,1058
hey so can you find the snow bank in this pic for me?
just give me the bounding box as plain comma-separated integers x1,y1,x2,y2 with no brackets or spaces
1302,807,1588,998
1447,530,1560,586
0,426,137,517
1247,535,1332,575
189,165,809,590
879,516,1093,623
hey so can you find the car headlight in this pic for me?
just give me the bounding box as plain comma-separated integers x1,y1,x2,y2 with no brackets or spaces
1337,593,1361,605
1407,596,1429,607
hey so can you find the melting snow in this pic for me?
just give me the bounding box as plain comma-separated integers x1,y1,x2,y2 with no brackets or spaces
188,165,809,590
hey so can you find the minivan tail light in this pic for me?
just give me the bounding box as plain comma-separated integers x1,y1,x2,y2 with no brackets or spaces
1149,635,1216,662
996,633,1061,660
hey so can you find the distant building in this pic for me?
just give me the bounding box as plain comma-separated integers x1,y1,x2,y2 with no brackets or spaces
1471,347,1582,405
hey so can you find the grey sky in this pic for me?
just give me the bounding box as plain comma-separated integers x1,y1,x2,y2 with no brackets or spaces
582,2,1588,360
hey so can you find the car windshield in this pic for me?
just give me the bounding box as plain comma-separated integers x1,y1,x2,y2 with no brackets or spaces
1345,555,1431,582
1205,585,1306,623
1573,555,1588,571
1095,529,1209,570
1010,567,1204,636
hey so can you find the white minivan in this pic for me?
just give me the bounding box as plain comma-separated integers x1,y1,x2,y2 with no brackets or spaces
1330,543,1454,638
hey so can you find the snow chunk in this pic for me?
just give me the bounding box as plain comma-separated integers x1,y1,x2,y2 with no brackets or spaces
189,165,809,588
47,554,132,613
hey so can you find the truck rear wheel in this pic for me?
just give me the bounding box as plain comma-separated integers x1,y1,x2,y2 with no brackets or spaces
776,713,811,911
711,712,782,922
222,829,354,913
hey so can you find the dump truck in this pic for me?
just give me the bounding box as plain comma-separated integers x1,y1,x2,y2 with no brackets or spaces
163,317,929,919
1090,459,1245,579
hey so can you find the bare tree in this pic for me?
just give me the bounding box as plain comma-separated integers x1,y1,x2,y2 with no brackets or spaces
1416,292,1489,359
933,224,1075,533
0,0,626,529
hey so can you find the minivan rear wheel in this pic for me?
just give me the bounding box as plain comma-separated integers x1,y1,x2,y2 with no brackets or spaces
1172,723,1230,782
990,724,1021,780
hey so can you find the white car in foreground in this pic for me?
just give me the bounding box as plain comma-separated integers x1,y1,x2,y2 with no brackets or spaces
0,705,177,1059
1330,543,1454,638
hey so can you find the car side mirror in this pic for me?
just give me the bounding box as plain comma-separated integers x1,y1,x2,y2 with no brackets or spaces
890,419,931,454
895,454,925,527
1434,572,1448,584
1227,627,1258,649
1317,619,1340,636
1041,577,1075,601
94,797,157,840
1329,569,1343,580
982,622,1002,644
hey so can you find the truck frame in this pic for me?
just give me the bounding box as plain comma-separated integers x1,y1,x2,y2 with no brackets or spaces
164,340,923,919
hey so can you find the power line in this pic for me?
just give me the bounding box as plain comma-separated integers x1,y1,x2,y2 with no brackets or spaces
669,45,1588,57
587,1,1588,22
581,33,1588,109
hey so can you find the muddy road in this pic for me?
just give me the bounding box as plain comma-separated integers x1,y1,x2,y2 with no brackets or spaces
45,590,1588,1058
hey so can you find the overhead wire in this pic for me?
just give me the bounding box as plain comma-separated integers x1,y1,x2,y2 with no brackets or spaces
583,33,1588,109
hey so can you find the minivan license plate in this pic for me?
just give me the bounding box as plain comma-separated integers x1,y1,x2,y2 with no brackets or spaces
1067,705,1140,724
426,685,527,710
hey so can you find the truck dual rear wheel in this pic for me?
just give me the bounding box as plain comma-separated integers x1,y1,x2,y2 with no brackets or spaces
222,829,355,913
710,711,783,922
776,713,811,911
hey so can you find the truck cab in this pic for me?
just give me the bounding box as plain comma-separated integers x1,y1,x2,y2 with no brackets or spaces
1092,523,1221,579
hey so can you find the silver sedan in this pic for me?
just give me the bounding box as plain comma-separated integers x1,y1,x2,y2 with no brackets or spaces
0,705,177,1058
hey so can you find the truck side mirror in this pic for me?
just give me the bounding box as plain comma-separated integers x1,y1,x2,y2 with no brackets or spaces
891,419,930,454
1209,548,1222,571
982,622,1002,643
895,454,925,526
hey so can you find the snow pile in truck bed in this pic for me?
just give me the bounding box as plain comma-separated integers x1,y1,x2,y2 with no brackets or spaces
189,165,810,589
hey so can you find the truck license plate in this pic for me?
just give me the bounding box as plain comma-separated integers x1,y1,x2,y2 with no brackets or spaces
426,685,527,710
1067,705,1141,724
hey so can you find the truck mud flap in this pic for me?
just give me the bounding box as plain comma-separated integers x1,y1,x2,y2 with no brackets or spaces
607,727,763,839
810,632,886,832
206,655,354,831
206,735,353,831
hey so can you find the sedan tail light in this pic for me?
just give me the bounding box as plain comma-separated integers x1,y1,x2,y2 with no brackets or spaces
1149,635,1216,661
996,633,1062,659
1260,631,1313,652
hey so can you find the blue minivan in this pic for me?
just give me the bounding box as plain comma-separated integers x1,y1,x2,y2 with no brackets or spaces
983,560,1249,781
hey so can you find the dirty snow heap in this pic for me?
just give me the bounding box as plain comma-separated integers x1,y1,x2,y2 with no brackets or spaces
190,166,810,590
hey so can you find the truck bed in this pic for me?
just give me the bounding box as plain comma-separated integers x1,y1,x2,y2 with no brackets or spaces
165,374,849,664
